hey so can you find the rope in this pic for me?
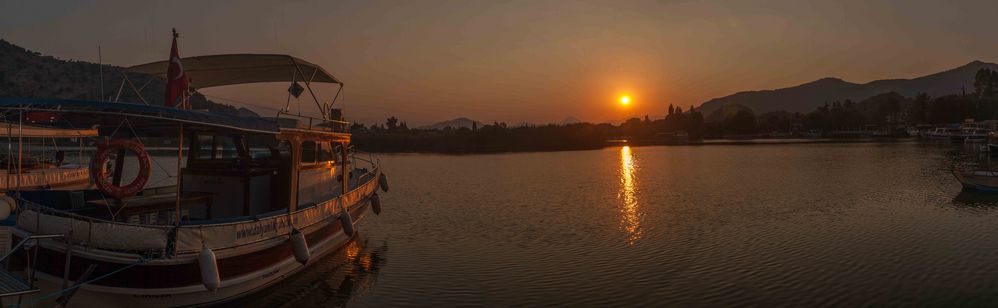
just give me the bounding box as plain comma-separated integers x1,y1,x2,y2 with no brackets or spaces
13,256,153,308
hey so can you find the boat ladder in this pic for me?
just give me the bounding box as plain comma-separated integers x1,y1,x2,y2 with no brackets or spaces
0,234,63,298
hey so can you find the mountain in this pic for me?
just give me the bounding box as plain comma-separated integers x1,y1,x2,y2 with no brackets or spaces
560,116,581,125
699,61,998,116
418,117,483,130
0,38,239,114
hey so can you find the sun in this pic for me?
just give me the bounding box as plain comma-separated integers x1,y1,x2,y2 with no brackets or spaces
619,95,631,106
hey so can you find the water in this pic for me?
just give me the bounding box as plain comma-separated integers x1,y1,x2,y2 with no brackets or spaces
245,141,998,306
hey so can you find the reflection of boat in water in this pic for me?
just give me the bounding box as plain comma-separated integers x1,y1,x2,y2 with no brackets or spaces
953,169,998,191
0,125,97,190
952,190,998,208
235,235,388,308
0,52,390,307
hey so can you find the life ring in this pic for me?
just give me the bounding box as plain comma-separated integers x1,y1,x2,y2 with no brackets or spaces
91,139,151,199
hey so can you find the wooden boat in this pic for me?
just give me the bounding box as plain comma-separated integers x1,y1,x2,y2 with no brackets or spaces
954,169,998,191
0,125,97,191
0,54,388,307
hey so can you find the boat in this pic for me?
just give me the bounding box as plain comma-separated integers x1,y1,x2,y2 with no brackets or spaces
0,54,388,307
987,132,998,152
0,125,97,191
951,119,996,143
925,126,959,141
954,169,998,191
958,128,989,143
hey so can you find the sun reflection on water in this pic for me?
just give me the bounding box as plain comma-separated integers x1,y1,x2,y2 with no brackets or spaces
618,146,642,244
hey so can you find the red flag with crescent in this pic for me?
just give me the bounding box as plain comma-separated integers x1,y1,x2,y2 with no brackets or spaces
165,30,188,107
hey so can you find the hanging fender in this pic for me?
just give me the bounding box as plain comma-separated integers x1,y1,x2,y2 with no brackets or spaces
371,193,382,215
339,206,355,237
91,139,151,199
199,245,220,292
378,173,389,192
290,228,310,265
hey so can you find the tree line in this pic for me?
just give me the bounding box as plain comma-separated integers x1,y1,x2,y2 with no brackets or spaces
353,104,706,153
705,68,998,136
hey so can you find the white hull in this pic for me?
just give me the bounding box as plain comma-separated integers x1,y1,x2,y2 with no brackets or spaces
5,199,370,307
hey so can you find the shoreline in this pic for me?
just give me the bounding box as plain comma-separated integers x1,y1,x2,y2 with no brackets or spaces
359,137,946,155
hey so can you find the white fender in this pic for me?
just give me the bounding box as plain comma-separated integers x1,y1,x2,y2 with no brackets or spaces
199,245,220,291
290,228,310,265
371,194,382,215
0,195,16,220
339,207,355,237
379,173,389,192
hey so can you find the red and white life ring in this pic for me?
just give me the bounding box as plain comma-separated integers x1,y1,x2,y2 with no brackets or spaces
91,139,151,199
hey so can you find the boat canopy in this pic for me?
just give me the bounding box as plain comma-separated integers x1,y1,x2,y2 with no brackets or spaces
0,98,280,135
126,54,342,89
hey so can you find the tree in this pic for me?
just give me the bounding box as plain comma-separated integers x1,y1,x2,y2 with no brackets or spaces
724,110,757,134
385,116,400,131
668,104,675,115
975,68,998,98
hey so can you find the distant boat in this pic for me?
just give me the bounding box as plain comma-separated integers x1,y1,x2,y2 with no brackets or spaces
0,125,97,190
655,132,690,145
957,128,989,143
954,169,998,191
925,127,959,141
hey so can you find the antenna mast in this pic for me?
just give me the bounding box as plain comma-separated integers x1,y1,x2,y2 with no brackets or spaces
99,44,104,100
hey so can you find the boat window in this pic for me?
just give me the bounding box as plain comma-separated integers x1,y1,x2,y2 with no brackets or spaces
302,141,317,163
319,142,334,162
192,134,241,161
246,134,281,160
197,135,213,159
214,136,239,159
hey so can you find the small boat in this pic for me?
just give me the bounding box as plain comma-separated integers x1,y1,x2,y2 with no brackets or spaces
0,125,97,190
954,128,989,143
954,169,998,191
925,127,960,141
988,132,998,152
0,53,388,307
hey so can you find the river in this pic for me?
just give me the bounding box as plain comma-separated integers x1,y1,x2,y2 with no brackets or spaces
240,141,998,306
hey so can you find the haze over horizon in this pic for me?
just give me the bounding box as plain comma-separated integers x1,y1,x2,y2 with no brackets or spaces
3,0,998,126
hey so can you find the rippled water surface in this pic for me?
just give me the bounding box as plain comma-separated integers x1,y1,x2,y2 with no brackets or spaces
247,142,998,306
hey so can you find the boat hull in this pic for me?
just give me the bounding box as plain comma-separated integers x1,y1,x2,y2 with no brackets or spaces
953,171,998,191
6,199,370,307
4,171,380,307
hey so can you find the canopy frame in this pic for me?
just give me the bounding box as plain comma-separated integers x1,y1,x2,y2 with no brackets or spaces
127,54,344,120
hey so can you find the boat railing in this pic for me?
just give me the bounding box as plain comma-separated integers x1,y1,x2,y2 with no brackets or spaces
13,200,173,256
275,110,351,133
11,159,382,256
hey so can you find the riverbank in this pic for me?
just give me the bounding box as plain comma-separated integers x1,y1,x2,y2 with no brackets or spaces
355,136,924,154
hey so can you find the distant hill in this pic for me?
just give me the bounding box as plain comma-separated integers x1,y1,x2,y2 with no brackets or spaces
418,117,483,130
0,38,238,114
699,60,998,115
560,116,581,125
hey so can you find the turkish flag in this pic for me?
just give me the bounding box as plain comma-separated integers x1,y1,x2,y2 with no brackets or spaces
165,31,188,107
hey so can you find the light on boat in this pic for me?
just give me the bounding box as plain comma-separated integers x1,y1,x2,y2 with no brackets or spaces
290,228,310,265
340,207,355,236
371,193,382,215
199,245,221,292
0,195,16,221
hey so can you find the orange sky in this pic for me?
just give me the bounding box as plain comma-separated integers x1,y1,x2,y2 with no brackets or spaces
3,1,998,126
